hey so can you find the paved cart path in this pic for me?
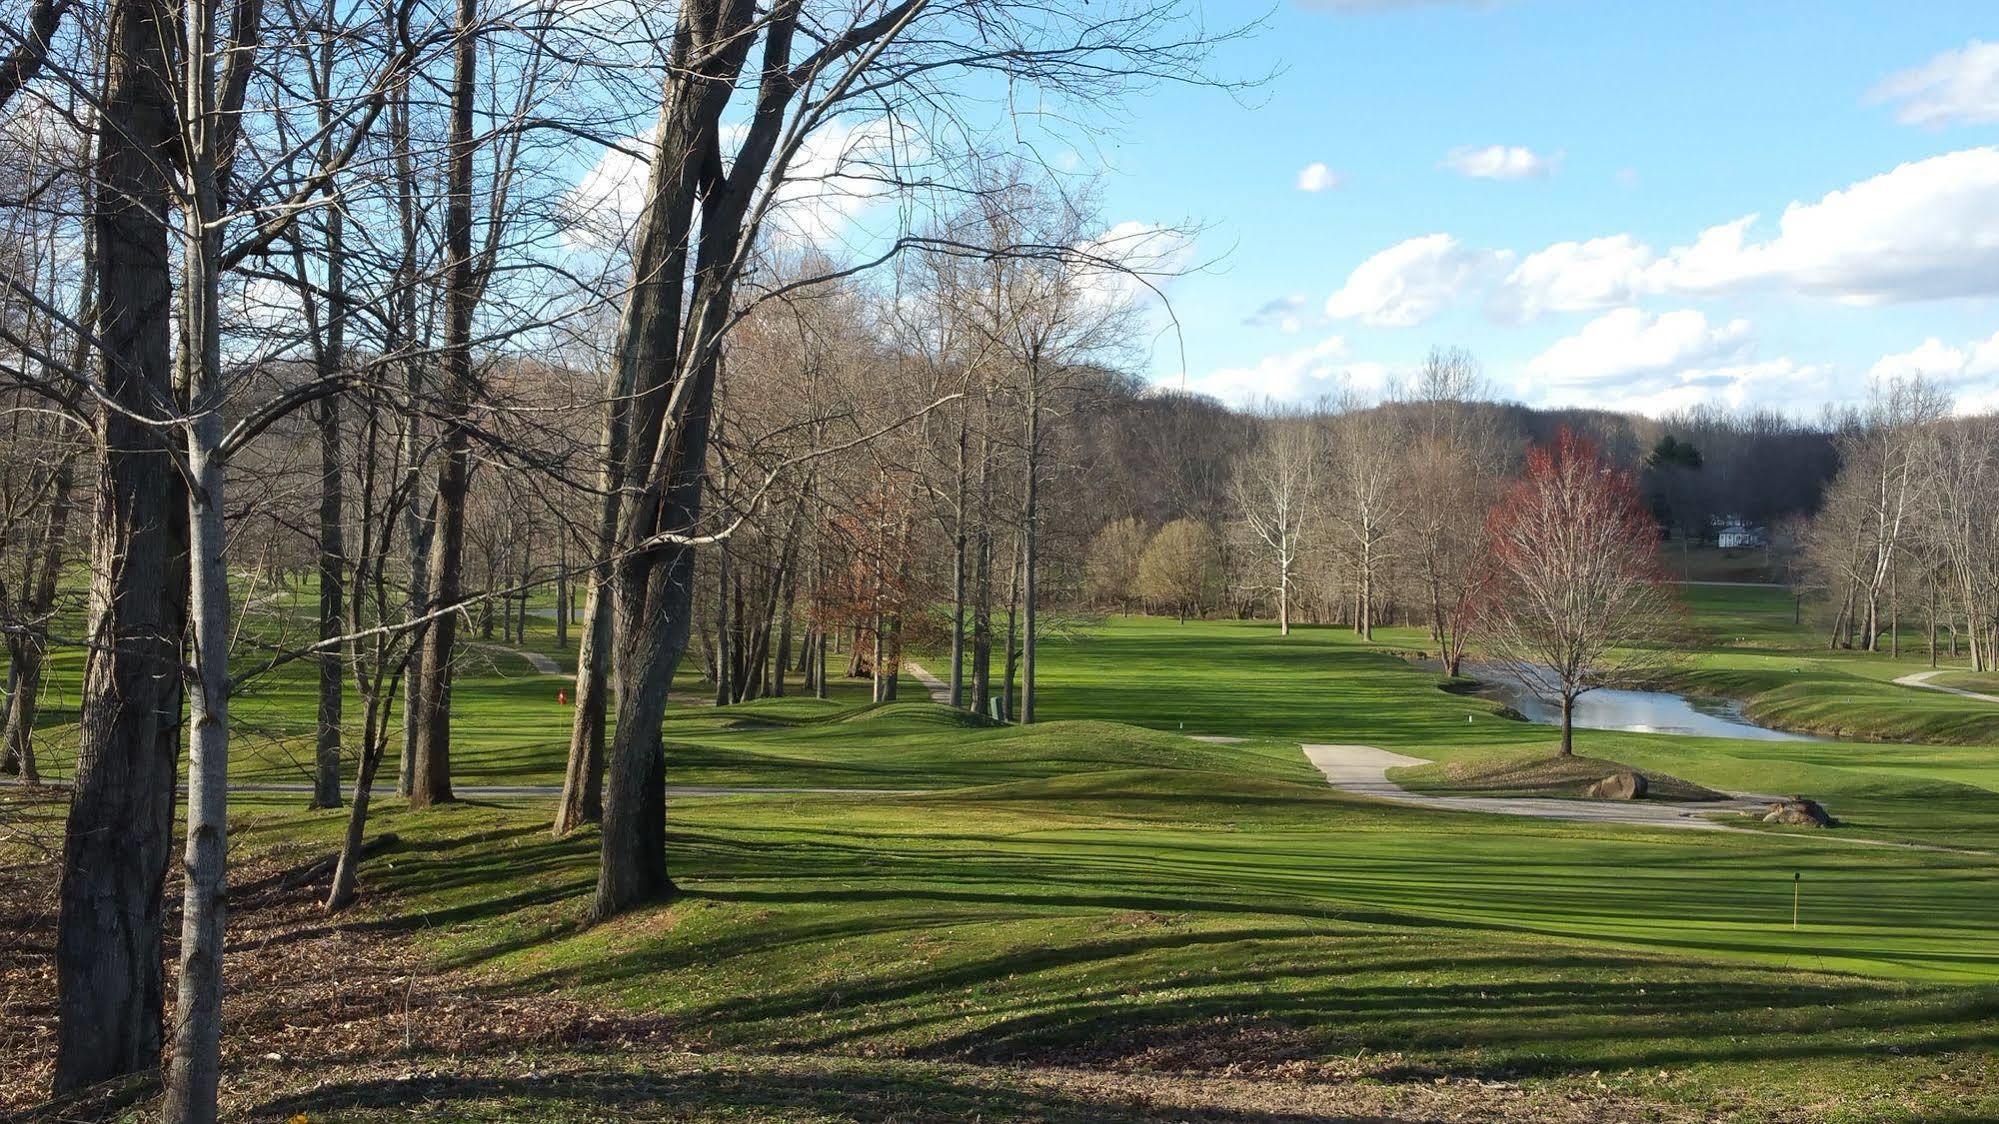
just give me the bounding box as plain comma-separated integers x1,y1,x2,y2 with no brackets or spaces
1301,744,1775,831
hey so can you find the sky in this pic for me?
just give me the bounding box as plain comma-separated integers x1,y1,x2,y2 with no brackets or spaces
1064,0,1999,416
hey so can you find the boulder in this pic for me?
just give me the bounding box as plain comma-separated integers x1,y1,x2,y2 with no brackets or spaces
1586,771,1648,800
1762,796,1832,827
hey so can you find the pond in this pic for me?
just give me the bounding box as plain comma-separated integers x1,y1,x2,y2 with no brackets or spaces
1461,662,1821,742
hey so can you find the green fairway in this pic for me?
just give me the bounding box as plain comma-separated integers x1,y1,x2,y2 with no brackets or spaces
202,702,1999,1120
11,593,1999,1120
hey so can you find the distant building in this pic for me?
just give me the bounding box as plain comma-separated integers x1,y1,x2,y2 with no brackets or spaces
1713,517,1766,549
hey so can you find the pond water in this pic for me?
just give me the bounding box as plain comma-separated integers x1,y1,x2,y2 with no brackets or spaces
1462,663,1820,742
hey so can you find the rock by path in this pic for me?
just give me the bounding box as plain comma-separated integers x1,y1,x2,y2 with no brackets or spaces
902,661,954,704
1301,744,1772,832
1893,668,1999,705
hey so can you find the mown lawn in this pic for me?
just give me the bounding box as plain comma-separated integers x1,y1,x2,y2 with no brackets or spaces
10,590,1999,1120
197,693,1999,1121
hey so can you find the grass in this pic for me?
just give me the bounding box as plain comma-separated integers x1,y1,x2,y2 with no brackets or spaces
1662,584,1999,746
1396,751,1727,802
1933,671,1999,695
10,577,1999,1120
186,717,1999,1120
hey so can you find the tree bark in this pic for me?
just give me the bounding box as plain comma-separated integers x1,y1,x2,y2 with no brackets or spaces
1,449,77,783
311,222,347,809
948,397,969,706
554,339,636,834
392,82,428,800
326,697,388,912
410,0,480,809
1020,368,1040,725
53,0,184,1090
555,535,570,649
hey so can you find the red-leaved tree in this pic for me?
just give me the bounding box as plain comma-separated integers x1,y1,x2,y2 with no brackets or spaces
1474,429,1682,755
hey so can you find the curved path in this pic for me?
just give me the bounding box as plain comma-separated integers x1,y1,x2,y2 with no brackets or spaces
902,660,954,704
1893,668,1999,705
1302,744,1776,832
474,642,563,677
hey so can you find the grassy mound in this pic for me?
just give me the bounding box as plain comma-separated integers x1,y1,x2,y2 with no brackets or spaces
1396,751,1729,802
662,703,1311,790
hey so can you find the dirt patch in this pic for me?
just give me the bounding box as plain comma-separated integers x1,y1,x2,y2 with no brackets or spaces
0,805,678,1120
1411,753,1727,803
213,1049,1710,1123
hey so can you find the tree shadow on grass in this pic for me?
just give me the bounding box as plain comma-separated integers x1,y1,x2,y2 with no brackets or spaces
279,785,1999,1100
249,1062,1405,1123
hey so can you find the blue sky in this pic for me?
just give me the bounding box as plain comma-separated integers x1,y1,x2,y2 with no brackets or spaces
1078,0,1999,415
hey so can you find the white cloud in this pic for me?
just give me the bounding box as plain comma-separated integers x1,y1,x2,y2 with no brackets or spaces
1955,385,1999,416
1295,162,1343,192
1494,234,1655,320
565,142,649,250
1442,144,1558,180
1658,148,1999,302
1244,295,1312,333
1532,356,1822,417
1324,233,1508,327
564,117,915,252
755,117,915,250
1869,331,1999,383
1181,336,1367,404
1491,147,1999,313
1869,40,1999,128
1525,307,1751,386
1071,220,1196,313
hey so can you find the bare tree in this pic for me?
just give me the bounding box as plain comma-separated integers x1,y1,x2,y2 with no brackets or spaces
1230,413,1317,635
584,0,1234,917
1323,395,1404,640
1474,429,1681,756
1404,347,1502,675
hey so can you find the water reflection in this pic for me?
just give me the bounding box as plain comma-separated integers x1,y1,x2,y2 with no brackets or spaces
1463,662,1820,742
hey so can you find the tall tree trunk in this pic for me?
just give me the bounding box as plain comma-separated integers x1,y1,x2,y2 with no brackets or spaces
326,695,388,912
713,527,732,706
54,0,185,1089
555,573,612,834
1020,372,1039,725
1,448,78,783
1278,555,1291,637
1002,537,1021,722
969,422,994,718
169,329,231,1124
1559,696,1575,756
948,398,968,706
166,11,253,1105
772,575,794,698
393,83,428,799
555,535,570,649
555,342,636,834
311,209,347,809
815,630,828,699
0,657,20,777
410,0,479,809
